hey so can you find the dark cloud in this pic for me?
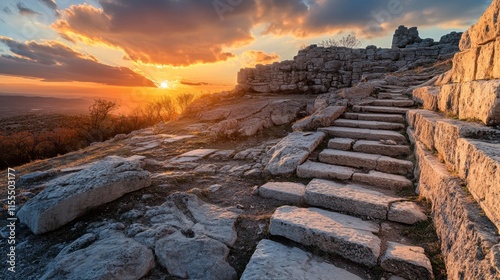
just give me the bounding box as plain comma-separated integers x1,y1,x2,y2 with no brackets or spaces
17,3,40,16
39,0,57,10
53,0,488,66
3,6,12,14
0,37,156,87
180,80,211,86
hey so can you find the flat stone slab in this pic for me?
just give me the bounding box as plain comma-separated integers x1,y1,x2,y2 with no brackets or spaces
388,201,428,225
270,206,381,266
328,138,354,150
319,149,413,175
163,135,196,143
170,149,218,163
264,132,325,176
344,113,405,123
297,161,356,180
305,179,401,219
381,242,434,280
353,140,411,157
333,119,405,131
259,182,305,204
352,170,413,191
241,239,363,280
18,156,151,234
319,127,406,144
370,99,414,107
353,105,410,114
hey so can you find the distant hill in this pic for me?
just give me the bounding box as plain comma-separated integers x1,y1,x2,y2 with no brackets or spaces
0,94,93,118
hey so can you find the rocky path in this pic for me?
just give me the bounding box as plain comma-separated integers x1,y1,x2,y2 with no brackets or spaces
245,84,436,279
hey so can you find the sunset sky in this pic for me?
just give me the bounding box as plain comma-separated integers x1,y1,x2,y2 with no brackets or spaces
0,0,491,108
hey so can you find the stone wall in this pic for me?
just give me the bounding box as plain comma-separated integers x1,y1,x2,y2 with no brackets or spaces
237,27,461,94
414,0,500,126
409,1,500,278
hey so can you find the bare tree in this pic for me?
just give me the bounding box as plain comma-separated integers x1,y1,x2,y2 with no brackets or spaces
176,93,195,112
318,34,361,48
88,98,119,141
338,34,361,48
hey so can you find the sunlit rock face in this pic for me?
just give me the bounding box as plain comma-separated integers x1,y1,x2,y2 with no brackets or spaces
408,1,500,279
237,27,461,95
415,0,500,126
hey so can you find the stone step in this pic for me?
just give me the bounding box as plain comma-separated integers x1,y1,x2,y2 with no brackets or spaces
344,113,405,124
319,149,413,175
318,127,407,144
297,162,413,191
241,239,364,280
369,99,414,107
270,206,381,267
353,170,413,191
352,105,410,114
377,93,407,100
305,179,426,224
381,242,434,280
332,119,405,131
352,140,411,157
297,160,356,181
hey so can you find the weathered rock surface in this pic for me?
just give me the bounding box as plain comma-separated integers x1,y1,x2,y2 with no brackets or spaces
259,182,305,203
270,206,381,266
414,141,500,279
241,239,363,280
305,179,399,219
130,193,241,248
41,231,155,280
17,156,151,234
292,105,346,131
155,231,237,280
263,132,325,175
381,242,434,280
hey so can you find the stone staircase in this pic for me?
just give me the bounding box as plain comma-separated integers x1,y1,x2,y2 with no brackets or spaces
242,86,436,279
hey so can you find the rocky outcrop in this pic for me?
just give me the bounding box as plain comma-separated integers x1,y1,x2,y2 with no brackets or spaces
17,156,151,234
41,231,155,280
408,1,500,278
263,131,325,176
237,27,460,94
415,1,500,126
126,192,241,279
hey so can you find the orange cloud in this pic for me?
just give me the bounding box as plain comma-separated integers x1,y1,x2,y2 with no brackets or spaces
53,2,256,66
241,50,280,66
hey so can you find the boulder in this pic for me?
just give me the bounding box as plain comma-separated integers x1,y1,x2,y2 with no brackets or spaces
292,106,346,131
263,132,325,176
17,156,151,234
155,231,237,280
41,231,155,280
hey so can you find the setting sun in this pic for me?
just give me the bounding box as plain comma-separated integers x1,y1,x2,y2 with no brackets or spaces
159,81,169,89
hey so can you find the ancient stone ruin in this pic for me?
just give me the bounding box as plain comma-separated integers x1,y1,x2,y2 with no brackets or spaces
237,26,461,94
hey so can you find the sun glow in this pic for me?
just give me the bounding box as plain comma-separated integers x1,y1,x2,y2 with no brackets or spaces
159,80,170,89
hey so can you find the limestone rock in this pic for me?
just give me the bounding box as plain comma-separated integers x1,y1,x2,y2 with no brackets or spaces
41,231,155,280
292,106,346,131
241,239,363,280
388,202,428,225
17,156,151,234
381,242,434,280
270,206,381,266
259,182,305,203
155,231,237,280
264,132,325,176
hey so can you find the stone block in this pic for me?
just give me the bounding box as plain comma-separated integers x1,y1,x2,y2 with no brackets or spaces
451,48,479,83
476,42,495,80
457,80,500,125
381,242,434,280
